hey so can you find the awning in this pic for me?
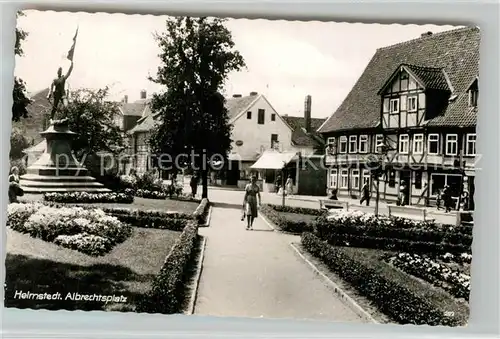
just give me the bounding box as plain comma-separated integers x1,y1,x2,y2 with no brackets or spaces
250,150,298,170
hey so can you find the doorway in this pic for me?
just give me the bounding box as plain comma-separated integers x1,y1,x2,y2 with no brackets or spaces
226,160,240,186
400,170,411,205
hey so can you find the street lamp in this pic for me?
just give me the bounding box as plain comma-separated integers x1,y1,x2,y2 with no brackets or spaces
367,141,392,217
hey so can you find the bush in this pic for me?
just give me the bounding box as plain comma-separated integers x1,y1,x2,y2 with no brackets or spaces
43,192,134,204
136,220,199,314
119,174,138,190
136,170,163,192
301,232,461,326
193,198,211,225
9,158,27,176
266,204,324,216
7,203,132,256
103,208,190,231
162,183,184,199
135,189,167,200
260,204,315,234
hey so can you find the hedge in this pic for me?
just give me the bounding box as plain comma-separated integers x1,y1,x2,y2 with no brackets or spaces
136,220,199,314
301,232,461,326
265,204,325,216
43,192,134,204
260,204,315,234
193,198,211,225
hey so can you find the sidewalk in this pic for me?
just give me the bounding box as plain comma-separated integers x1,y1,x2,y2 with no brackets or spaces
194,206,367,322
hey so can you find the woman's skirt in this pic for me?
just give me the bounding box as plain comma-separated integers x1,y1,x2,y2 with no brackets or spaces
245,196,258,218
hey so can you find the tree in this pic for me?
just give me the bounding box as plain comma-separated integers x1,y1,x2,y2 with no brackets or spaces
149,17,246,198
63,87,127,171
12,11,31,122
10,127,31,160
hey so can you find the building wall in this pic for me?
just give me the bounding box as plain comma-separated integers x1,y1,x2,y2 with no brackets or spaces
230,96,293,161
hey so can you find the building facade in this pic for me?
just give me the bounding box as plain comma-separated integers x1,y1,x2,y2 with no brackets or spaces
318,28,479,209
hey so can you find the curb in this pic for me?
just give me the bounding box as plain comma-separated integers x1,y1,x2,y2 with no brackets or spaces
289,243,379,324
259,213,277,232
185,236,207,315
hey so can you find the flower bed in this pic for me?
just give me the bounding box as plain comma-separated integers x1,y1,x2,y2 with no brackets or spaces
315,211,471,254
385,253,470,300
7,203,132,256
260,204,316,234
266,204,325,216
135,189,168,200
301,232,463,326
136,220,199,314
43,192,134,204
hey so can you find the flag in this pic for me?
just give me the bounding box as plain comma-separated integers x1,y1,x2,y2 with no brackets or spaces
66,27,79,61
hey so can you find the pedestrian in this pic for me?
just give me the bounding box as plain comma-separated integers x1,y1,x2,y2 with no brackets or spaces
8,166,23,203
436,189,442,210
242,175,261,230
442,185,452,213
190,174,198,199
360,182,370,206
275,174,282,194
398,180,407,206
327,188,338,200
285,175,294,196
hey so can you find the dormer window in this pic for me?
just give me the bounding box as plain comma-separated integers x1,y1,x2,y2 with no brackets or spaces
468,89,478,107
389,98,400,113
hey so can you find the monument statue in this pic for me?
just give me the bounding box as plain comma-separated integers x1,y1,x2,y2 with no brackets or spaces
46,61,73,122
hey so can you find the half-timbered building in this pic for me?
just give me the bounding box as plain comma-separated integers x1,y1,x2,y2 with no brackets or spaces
318,27,479,209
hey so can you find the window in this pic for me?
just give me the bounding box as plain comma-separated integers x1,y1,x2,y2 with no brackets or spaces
468,89,478,107
359,135,368,153
430,173,462,196
351,169,360,189
390,98,400,113
329,169,338,188
466,133,476,156
340,170,348,188
271,113,276,121
257,109,265,124
413,134,424,154
428,134,439,155
339,136,348,153
247,111,252,119
349,135,358,153
408,96,417,112
446,134,458,155
375,134,384,153
388,170,396,188
414,171,423,190
362,169,371,185
271,134,279,149
399,134,409,154
327,137,335,145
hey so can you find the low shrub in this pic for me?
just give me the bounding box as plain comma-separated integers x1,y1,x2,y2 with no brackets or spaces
43,192,134,204
103,208,190,231
260,204,315,234
193,198,211,225
266,204,325,216
136,220,199,314
119,174,138,190
162,183,184,199
7,203,132,256
301,232,461,326
135,189,167,200
386,253,470,300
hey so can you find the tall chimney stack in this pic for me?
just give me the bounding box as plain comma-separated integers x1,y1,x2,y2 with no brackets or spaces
140,90,147,100
304,95,312,133
123,95,128,103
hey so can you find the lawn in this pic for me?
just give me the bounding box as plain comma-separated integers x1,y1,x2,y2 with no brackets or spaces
334,246,469,325
20,194,200,215
5,226,181,312
277,211,318,224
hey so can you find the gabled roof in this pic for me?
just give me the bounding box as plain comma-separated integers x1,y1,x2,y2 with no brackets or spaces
225,94,260,121
281,116,326,148
378,64,452,95
119,101,151,117
128,113,157,134
319,26,480,133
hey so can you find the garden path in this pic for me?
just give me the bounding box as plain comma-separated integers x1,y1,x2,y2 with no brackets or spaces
194,205,366,323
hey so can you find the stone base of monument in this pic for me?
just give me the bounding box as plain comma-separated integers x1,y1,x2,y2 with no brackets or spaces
20,120,111,194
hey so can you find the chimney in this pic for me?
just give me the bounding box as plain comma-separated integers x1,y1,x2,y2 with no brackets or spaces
123,95,128,103
304,95,312,133
250,91,258,96
233,94,242,98
421,31,433,37
140,90,147,99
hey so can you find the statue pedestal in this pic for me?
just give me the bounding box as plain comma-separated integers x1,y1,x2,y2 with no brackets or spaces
20,121,110,193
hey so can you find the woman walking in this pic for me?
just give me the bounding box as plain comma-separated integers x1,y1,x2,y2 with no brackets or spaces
242,175,261,230
190,174,199,199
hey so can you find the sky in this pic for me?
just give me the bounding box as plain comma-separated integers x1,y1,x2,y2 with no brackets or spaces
15,10,460,119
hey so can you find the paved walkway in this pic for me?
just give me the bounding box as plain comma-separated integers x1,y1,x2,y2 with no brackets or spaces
195,205,366,322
